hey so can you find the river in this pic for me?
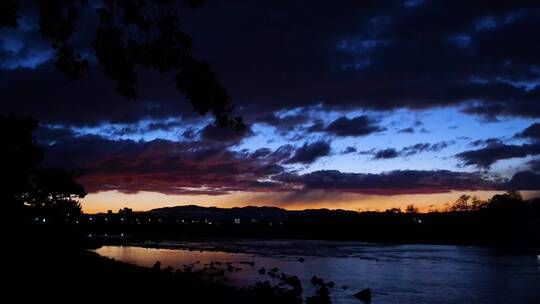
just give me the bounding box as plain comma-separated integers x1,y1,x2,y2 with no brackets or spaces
94,239,540,303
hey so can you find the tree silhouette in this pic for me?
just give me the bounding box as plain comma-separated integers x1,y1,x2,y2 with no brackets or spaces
1,115,43,211
469,195,487,210
0,0,244,130
26,169,86,223
1,115,86,220
449,194,471,211
487,191,526,216
405,204,418,214
449,194,487,211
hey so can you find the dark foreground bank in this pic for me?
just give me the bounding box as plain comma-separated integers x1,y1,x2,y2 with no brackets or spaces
8,227,344,304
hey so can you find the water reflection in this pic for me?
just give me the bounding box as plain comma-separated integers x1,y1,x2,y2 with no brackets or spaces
95,241,540,304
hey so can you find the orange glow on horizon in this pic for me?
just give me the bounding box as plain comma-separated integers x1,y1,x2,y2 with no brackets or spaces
81,190,540,214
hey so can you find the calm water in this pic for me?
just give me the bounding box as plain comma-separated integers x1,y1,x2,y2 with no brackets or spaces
94,240,540,303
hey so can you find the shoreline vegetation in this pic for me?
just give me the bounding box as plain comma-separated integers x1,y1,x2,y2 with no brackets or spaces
79,192,540,251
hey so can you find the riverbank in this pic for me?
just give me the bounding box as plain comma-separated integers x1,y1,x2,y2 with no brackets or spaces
8,233,334,303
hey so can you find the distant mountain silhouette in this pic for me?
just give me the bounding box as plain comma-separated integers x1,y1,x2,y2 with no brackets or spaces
148,205,357,222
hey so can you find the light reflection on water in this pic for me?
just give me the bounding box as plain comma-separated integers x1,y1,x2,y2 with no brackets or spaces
94,241,540,304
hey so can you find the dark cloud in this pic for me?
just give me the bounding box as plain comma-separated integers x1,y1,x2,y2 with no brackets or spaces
324,115,383,137
366,141,452,159
34,124,76,144
250,148,272,159
456,143,540,168
515,122,540,142
402,141,452,156
0,63,200,126
42,133,288,195
504,171,540,190
306,120,326,133
341,146,357,154
398,127,415,134
285,141,331,164
257,113,309,131
457,124,540,168
276,169,496,195
199,123,253,143
182,128,197,140
526,159,540,172
37,127,540,196
146,120,184,132
183,0,540,120
269,145,295,163
250,145,295,164
469,137,502,147
373,148,399,159
401,143,431,156
3,1,540,131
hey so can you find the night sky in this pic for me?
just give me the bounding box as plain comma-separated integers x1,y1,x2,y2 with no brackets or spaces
2,0,539,212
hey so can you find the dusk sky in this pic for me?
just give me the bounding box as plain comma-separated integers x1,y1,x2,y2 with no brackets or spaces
2,0,540,212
